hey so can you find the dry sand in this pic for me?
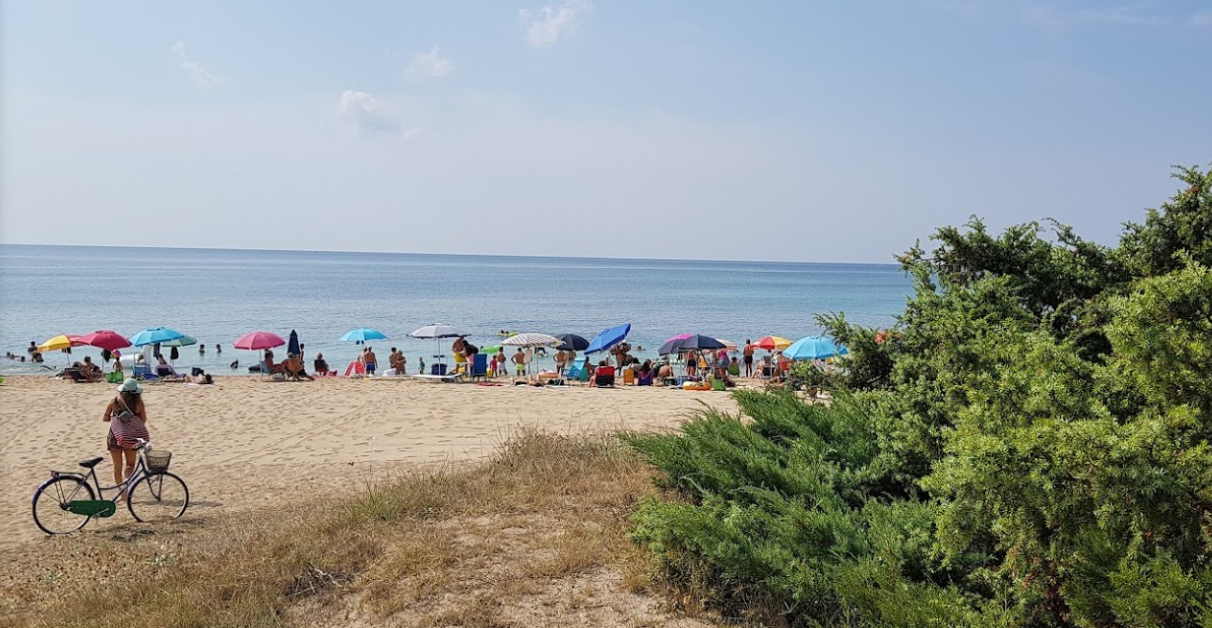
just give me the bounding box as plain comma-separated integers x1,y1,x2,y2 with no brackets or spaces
0,375,739,548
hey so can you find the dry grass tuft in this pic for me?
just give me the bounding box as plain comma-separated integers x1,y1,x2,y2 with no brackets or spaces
0,429,716,628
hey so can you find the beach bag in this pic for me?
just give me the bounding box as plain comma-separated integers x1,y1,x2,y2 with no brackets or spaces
110,400,149,448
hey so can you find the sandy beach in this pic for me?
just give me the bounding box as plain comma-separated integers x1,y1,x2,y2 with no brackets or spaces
0,375,740,548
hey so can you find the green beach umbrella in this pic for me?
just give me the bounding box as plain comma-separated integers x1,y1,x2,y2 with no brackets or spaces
160,334,198,347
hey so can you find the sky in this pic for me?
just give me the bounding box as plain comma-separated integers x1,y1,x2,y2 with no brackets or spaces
1,0,1210,263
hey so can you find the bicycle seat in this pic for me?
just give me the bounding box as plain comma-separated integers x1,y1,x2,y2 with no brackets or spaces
78,457,104,469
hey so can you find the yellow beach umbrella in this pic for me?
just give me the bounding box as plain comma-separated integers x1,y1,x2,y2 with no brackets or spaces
38,334,82,352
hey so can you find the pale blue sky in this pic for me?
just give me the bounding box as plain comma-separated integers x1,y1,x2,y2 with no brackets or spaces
2,1,1209,262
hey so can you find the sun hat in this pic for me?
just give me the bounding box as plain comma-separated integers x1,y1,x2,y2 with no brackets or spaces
117,378,143,394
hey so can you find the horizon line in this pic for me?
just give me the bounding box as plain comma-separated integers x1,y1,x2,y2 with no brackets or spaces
0,242,902,267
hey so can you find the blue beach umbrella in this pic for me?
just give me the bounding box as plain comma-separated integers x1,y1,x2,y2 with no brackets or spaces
340,328,387,344
585,323,631,355
129,326,186,347
782,336,848,361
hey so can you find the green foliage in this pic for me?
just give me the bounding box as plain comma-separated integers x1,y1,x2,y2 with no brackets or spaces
629,163,1212,627
627,393,993,626
1118,165,1212,277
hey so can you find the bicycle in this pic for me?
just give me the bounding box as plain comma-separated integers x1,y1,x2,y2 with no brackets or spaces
31,438,190,535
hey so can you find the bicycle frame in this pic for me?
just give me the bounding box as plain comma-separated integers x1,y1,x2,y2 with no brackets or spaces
55,449,151,502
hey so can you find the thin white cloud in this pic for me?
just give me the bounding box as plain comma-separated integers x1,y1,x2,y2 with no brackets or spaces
1189,11,1212,26
169,41,224,87
1019,1,1212,29
519,0,592,47
336,90,425,142
405,46,453,80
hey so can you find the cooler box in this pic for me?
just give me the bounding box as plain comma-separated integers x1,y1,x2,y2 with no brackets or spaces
431,363,447,376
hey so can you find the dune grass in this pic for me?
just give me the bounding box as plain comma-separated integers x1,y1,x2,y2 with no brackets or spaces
0,430,701,628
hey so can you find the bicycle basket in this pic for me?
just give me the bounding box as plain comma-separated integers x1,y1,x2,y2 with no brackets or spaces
145,450,172,472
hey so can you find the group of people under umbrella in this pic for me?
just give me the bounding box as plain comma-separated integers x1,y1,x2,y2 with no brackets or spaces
32,323,848,388
34,327,216,384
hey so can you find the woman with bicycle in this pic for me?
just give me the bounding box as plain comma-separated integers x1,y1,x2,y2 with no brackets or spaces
104,378,150,493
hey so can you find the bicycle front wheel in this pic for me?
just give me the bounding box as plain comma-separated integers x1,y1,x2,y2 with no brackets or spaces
127,472,189,523
32,475,95,535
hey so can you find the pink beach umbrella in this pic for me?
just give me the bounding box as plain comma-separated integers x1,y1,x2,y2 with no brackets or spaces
232,331,286,351
77,330,132,351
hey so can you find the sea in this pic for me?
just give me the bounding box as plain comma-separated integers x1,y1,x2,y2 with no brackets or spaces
0,245,912,376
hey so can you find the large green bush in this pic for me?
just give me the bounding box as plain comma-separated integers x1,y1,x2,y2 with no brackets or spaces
629,164,1212,627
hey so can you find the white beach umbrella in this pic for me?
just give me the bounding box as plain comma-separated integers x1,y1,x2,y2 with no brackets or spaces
408,324,464,339
408,324,465,372
499,333,560,348
499,333,559,378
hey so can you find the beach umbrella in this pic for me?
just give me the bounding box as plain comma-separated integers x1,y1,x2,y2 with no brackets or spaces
500,333,560,348
340,328,387,344
288,330,300,356
675,335,726,351
717,339,739,351
753,336,793,351
553,333,589,351
38,334,84,352
660,334,727,356
657,333,695,356
233,331,285,350
585,323,631,355
500,333,560,377
409,324,466,370
160,334,197,348
782,336,849,361
129,326,186,347
78,330,132,351
408,324,464,339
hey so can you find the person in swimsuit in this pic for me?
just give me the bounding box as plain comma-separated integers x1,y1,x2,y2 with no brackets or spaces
363,347,377,375
512,348,526,376
103,379,149,494
743,340,754,377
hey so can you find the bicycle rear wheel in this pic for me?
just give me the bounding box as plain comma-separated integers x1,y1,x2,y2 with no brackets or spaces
127,472,189,523
32,475,95,535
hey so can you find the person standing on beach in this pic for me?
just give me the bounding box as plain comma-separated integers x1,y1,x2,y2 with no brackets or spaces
103,379,149,495
512,347,526,377
364,346,377,375
743,340,754,377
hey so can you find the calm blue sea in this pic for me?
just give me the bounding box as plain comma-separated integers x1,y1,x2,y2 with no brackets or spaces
0,245,911,376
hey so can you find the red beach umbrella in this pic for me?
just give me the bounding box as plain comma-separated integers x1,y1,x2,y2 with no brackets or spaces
233,331,286,351
77,330,132,351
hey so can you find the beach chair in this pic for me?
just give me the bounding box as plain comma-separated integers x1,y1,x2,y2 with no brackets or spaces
344,361,366,378
622,369,635,386
591,365,616,388
564,363,583,383
465,354,488,382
